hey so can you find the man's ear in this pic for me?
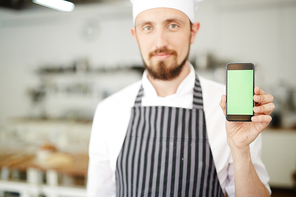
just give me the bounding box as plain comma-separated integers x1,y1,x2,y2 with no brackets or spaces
190,22,200,44
131,27,137,42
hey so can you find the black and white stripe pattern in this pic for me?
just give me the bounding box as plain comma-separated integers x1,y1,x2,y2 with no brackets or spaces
115,76,224,197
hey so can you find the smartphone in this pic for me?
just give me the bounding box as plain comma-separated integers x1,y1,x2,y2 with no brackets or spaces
226,63,255,122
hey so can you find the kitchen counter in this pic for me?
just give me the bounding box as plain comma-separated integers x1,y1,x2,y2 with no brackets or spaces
0,151,88,177
0,118,91,196
0,149,88,197
261,128,296,188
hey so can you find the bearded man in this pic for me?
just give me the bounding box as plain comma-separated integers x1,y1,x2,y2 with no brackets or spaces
87,0,274,196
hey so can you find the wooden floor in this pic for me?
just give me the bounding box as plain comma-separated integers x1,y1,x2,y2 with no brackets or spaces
271,188,296,197
224,188,296,197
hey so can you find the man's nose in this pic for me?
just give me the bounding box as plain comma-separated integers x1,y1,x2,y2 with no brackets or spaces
155,28,168,49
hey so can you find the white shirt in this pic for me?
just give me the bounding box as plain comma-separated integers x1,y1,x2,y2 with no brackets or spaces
87,64,271,197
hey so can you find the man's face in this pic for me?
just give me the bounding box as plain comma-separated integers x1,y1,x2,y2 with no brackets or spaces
131,8,199,80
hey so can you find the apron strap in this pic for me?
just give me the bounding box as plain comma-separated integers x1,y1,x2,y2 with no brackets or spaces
134,85,144,107
134,75,204,110
193,76,204,110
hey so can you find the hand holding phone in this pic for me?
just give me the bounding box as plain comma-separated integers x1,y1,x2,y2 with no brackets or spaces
226,63,254,122
220,63,275,154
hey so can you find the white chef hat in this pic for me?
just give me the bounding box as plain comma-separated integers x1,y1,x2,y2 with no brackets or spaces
130,0,203,24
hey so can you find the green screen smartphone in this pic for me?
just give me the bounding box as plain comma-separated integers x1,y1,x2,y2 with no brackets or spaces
226,63,254,122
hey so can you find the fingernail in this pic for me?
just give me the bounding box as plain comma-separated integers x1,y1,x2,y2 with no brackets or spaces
255,95,260,101
252,116,257,121
254,107,260,112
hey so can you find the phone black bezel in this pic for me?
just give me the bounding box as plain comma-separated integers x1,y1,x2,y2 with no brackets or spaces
226,63,255,122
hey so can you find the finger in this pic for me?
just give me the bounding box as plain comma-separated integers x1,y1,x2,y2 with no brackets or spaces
251,115,272,134
254,94,274,105
251,114,272,123
254,86,265,95
220,95,226,116
253,102,275,115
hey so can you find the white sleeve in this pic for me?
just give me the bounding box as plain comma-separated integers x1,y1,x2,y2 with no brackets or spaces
224,163,235,196
87,103,116,197
224,134,271,197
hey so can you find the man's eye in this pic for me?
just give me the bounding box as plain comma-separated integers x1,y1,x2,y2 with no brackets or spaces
169,24,178,29
143,26,152,31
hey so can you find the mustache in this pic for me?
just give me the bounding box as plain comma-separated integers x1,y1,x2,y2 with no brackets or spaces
149,47,177,58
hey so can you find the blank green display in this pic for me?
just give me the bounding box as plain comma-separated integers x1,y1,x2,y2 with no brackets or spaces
227,70,253,115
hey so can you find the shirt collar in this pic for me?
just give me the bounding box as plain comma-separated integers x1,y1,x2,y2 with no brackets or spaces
141,63,195,99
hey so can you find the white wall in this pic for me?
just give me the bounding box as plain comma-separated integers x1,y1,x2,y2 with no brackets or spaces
0,0,295,123
194,0,296,86
0,3,140,122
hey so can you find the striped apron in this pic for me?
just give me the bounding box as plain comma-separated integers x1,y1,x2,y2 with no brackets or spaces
115,76,224,197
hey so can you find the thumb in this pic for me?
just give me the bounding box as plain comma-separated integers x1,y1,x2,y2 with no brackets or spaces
220,95,226,116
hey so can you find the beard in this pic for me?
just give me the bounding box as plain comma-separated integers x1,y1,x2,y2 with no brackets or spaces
142,46,189,81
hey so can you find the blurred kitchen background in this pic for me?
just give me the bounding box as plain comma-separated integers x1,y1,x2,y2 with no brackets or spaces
0,0,296,196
